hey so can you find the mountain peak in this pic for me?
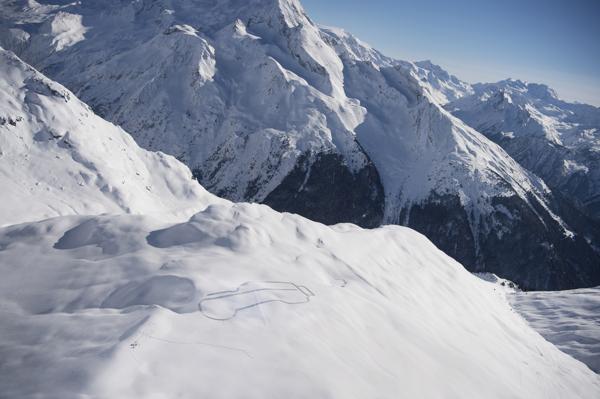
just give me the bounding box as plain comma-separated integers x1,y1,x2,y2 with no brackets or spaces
415,59,444,72
494,78,527,90
526,82,558,100
414,60,473,103
474,79,559,103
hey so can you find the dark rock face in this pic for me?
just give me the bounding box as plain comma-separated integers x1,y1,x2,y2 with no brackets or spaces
400,195,478,269
479,194,600,291
485,134,600,222
402,193,600,291
263,152,385,228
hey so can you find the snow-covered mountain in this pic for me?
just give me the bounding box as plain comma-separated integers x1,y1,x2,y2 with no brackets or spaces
0,0,385,228
0,18,599,399
318,27,600,289
447,79,600,221
0,47,212,226
1,0,599,290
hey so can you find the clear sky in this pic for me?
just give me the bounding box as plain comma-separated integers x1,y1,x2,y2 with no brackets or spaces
301,0,600,106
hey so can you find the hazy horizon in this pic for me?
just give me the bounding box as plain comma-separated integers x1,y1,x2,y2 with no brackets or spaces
302,0,600,106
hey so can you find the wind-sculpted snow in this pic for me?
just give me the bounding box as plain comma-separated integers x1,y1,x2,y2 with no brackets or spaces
0,48,212,226
0,204,599,398
2,0,599,289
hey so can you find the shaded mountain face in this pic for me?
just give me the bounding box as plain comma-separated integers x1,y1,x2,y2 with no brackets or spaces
446,80,600,222
1,0,599,289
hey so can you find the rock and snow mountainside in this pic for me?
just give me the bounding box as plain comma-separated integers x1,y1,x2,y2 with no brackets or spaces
447,80,600,221
1,0,599,290
0,0,386,228
0,26,599,399
0,48,211,226
319,28,600,290
414,60,474,104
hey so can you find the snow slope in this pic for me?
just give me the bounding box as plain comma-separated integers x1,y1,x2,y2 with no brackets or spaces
320,27,544,213
1,205,599,398
510,287,600,374
0,48,212,226
447,80,600,220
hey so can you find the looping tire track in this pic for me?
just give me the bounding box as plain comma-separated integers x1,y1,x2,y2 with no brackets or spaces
198,281,315,321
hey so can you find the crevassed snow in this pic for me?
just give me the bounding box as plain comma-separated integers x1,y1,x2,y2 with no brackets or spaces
0,48,213,226
0,206,599,398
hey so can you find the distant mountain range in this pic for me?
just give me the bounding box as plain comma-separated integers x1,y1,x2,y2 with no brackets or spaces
1,0,599,290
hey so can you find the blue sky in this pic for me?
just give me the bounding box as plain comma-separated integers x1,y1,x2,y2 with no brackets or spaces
301,0,600,106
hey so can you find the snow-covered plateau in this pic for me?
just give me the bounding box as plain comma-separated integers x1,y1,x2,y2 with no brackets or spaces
1,0,599,290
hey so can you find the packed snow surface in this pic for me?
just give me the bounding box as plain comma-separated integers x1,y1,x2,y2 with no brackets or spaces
1,205,599,398
510,287,600,374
